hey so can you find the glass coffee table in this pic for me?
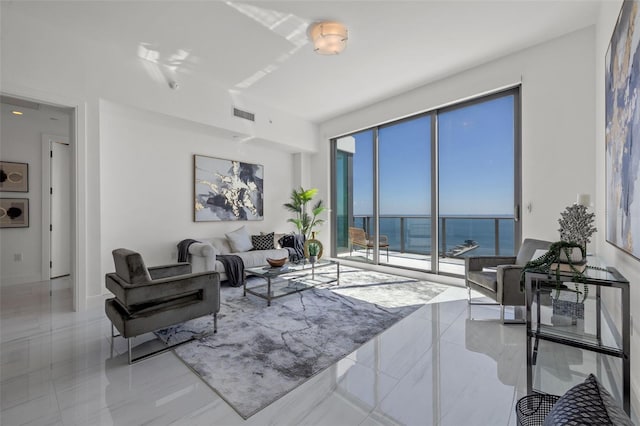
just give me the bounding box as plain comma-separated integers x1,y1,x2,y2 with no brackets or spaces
244,259,340,306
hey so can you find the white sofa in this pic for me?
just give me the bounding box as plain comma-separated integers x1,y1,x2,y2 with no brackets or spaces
188,236,289,282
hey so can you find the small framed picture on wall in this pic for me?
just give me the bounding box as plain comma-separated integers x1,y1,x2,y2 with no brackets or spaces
0,161,29,192
0,198,29,228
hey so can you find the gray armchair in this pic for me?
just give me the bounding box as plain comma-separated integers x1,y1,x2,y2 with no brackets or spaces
465,238,552,323
105,248,220,363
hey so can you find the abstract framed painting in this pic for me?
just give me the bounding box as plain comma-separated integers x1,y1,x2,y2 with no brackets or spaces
194,155,264,222
0,198,29,228
605,0,640,260
0,161,29,192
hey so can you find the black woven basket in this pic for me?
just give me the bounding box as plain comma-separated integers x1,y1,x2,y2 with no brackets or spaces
515,393,560,426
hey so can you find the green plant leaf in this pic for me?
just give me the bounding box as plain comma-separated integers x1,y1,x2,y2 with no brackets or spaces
283,187,325,238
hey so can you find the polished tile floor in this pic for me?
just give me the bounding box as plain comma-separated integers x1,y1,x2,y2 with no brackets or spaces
1,278,632,425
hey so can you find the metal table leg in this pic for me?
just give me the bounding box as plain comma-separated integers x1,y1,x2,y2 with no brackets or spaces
267,276,271,307
526,274,533,396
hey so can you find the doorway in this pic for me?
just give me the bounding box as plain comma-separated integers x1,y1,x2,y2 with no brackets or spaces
0,94,75,307
42,134,71,279
1,92,84,311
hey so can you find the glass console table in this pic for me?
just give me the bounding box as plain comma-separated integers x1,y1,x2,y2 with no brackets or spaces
524,259,630,414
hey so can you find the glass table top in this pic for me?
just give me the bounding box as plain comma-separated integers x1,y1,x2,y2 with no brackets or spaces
245,259,337,277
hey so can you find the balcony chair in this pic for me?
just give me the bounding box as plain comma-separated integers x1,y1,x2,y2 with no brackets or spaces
348,227,390,261
465,238,552,323
105,248,220,363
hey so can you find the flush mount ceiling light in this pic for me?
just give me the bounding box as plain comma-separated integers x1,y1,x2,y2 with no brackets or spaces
309,21,348,55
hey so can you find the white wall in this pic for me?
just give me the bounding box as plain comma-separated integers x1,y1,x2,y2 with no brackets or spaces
0,4,318,298
99,100,296,281
0,103,70,286
595,0,640,413
319,27,596,246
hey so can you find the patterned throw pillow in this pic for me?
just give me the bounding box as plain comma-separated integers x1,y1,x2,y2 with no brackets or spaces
543,374,631,426
252,233,275,250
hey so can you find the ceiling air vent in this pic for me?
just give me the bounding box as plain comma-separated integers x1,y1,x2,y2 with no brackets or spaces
233,107,255,122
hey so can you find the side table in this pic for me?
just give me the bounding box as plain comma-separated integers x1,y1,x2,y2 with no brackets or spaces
524,263,630,415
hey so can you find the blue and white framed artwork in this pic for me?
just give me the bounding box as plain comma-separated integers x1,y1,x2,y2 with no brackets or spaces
194,154,264,222
605,0,640,260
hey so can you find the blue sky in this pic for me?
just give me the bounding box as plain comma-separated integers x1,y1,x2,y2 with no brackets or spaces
352,95,514,216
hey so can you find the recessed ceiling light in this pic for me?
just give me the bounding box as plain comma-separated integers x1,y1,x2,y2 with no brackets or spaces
11,110,23,116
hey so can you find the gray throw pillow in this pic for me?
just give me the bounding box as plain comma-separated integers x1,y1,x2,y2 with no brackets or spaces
543,374,631,426
225,226,253,252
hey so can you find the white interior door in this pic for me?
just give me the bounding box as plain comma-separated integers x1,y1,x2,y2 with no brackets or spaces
51,138,71,278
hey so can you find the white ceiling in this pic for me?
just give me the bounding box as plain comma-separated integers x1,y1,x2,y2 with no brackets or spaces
6,1,601,123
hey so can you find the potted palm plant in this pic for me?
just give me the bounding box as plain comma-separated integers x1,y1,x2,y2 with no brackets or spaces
283,187,327,240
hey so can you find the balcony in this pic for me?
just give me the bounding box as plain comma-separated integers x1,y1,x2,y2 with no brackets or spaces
337,214,516,276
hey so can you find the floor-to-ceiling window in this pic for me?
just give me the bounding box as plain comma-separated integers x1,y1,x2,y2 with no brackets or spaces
335,149,351,252
437,93,519,274
335,131,375,263
379,115,432,268
332,87,520,276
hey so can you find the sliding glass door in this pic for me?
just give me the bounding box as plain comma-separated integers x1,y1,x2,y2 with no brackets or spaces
378,115,432,267
332,88,520,276
437,93,519,274
335,130,375,264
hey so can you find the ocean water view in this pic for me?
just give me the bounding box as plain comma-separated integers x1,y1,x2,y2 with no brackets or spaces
352,215,515,257
335,93,519,264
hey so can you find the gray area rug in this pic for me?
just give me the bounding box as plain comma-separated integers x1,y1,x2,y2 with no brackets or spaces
156,267,448,419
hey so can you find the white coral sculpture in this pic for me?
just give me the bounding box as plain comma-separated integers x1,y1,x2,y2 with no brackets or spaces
558,204,597,248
